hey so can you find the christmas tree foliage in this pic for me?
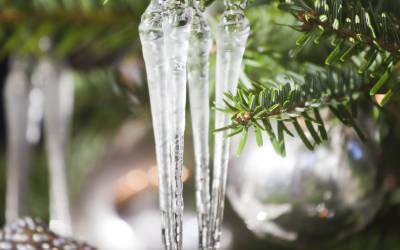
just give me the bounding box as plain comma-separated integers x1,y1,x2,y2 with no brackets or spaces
218,0,400,155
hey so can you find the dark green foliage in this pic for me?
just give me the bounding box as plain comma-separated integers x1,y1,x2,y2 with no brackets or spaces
0,0,146,69
218,66,371,155
218,0,400,154
280,0,400,104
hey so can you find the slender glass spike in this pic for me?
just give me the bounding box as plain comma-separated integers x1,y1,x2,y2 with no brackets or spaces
187,2,212,249
26,80,44,146
210,1,250,248
139,1,173,249
32,58,73,237
4,57,32,223
163,1,192,249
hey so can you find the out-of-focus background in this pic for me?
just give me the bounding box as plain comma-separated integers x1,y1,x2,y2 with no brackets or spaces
0,0,399,249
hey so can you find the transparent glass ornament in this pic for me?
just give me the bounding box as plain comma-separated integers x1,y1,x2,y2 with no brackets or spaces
210,0,250,248
139,1,173,248
4,57,32,223
228,123,383,247
163,1,192,248
187,1,212,249
32,58,74,237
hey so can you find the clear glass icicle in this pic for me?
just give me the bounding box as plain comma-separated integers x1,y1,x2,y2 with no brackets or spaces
32,58,73,237
4,57,32,223
187,2,212,249
139,1,173,249
163,1,192,249
210,0,250,249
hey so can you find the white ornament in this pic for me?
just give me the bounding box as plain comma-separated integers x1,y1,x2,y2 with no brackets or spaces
163,2,192,248
187,1,212,249
139,1,173,248
32,58,74,237
210,0,250,248
140,1,192,248
4,57,32,223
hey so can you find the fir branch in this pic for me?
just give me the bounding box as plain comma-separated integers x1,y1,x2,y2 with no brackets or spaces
218,67,372,155
0,1,146,68
293,2,400,55
280,0,400,104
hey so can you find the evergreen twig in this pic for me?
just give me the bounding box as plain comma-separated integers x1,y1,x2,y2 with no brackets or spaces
280,0,400,104
219,66,372,155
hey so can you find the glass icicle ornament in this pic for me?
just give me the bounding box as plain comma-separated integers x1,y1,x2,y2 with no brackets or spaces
163,1,192,249
4,57,33,223
32,58,74,237
26,77,45,146
210,0,250,248
139,1,174,248
187,1,212,249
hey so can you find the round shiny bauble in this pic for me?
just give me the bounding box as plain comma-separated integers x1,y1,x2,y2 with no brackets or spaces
227,123,383,247
0,217,96,249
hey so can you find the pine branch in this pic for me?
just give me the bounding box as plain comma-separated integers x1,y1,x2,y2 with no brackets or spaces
0,1,146,68
218,66,372,155
279,0,400,105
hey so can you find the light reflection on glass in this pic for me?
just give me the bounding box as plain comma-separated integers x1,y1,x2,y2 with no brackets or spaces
227,124,383,246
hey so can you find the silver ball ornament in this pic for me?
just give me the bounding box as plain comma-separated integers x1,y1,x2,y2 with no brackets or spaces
227,123,383,247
